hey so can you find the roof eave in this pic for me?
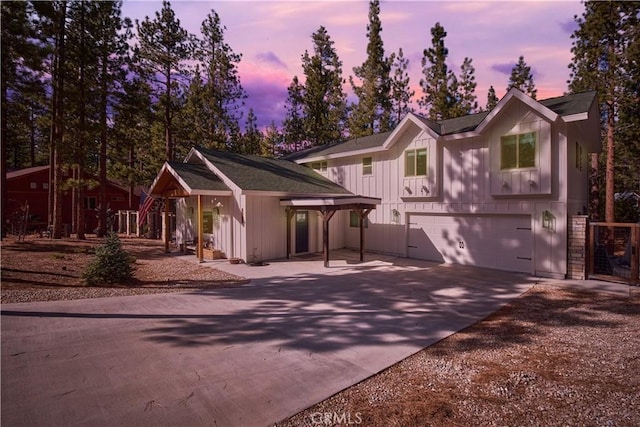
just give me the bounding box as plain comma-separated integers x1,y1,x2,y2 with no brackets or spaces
295,146,386,164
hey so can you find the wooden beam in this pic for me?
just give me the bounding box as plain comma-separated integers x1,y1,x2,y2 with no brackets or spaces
164,196,170,253
322,209,336,267
197,195,203,263
356,208,373,262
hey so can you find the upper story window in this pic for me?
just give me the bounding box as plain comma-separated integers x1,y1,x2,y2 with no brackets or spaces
84,196,97,210
501,132,536,170
405,148,427,177
362,157,372,175
311,161,327,172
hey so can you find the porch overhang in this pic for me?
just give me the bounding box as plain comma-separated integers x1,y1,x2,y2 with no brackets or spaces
280,195,381,267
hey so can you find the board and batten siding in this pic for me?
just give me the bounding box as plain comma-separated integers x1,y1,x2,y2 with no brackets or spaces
317,101,578,278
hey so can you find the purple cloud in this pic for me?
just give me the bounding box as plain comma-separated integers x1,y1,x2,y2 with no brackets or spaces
560,19,578,35
241,79,289,130
491,63,514,75
256,52,287,69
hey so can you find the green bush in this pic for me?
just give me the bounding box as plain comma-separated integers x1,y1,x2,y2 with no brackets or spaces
83,233,133,286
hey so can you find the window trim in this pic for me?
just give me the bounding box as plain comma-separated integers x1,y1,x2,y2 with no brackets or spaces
500,131,537,170
362,157,373,175
404,148,427,177
311,161,327,172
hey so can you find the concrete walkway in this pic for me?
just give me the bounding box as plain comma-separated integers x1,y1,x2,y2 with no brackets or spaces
2,254,537,427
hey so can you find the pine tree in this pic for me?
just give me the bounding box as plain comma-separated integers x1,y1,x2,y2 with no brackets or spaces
419,22,459,120
1,0,45,238
389,48,414,125
302,26,347,145
193,9,246,150
240,108,262,155
568,1,640,222
455,57,478,116
507,56,537,99
486,85,499,111
348,0,392,137
134,0,192,162
282,76,307,154
261,121,281,157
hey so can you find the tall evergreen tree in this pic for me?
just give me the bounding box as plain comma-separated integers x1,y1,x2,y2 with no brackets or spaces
419,22,459,120
486,85,499,111
239,108,261,155
301,26,347,145
507,55,537,99
455,57,478,116
568,1,640,222
348,0,392,137
111,77,155,209
282,75,307,154
1,0,45,238
193,9,246,150
261,121,281,157
135,0,192,162
389,48,414,125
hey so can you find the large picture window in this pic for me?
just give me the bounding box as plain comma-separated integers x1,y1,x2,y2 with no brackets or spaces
501,132,536,169
405,148,427,177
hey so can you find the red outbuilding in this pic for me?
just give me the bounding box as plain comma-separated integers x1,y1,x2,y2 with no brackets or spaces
6,165,139,235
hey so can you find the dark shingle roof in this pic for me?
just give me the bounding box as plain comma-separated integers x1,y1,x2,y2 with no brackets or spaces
196,148,351,195
284,131,392,161
168,162,230,192
291,91,598,160
539,91,597,116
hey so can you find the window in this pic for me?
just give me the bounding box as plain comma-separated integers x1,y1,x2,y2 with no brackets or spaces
500,132,536,170
42,183,49,190
349,211,369,228
30,182,37,189
311,161,327,172
405,148,427,177
362,157,372,175
111,196,125,202
84,196,97,210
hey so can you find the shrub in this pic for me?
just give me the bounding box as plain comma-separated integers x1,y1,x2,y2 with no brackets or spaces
83,233,133,286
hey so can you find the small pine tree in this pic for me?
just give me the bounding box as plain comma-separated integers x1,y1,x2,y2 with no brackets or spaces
83,233,133,286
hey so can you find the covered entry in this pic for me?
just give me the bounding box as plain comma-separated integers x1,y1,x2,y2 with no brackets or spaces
281,196,381,267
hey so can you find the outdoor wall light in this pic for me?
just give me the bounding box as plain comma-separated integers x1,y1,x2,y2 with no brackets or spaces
421,185,429,194
214,201,223,215
391,209,400,223
542,210,554,231
404,186,412,194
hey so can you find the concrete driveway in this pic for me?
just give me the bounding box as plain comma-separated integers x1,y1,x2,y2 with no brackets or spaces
1,254,537,426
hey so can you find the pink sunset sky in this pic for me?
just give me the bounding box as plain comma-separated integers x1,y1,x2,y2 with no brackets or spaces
121,0,585,129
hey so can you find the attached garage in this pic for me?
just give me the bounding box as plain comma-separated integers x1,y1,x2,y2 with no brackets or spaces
407,214,533,273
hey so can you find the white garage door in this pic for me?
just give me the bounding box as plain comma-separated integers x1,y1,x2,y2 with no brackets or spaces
408,214,533,273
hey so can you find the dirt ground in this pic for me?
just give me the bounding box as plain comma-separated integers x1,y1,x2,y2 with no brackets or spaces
2,236,639,426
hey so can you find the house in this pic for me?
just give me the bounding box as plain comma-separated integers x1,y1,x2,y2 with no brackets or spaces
6,165,139,235
149,89,600,278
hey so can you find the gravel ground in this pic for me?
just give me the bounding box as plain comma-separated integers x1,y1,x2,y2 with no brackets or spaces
2,236,639,426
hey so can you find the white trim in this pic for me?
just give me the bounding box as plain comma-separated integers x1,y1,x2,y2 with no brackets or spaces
280,196,381,207
296,146,385,164
382,113,440,150
562,112,588,122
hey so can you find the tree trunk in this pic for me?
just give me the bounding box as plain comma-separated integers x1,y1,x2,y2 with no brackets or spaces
97,53,108,237
589,152,600,220
605,100,615,223
76,0,86,239
165,67,172,162
51,1,67,240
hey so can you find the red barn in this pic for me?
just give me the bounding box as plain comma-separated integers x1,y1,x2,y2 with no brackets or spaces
6,165,139,235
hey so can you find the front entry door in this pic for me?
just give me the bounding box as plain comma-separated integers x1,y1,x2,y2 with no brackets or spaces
295,211,309,253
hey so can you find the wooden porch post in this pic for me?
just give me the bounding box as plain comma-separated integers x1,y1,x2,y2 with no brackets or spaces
197,195,204,263
286,208,295,259
164,196,170,253
321,209,336,268
356,207,373,262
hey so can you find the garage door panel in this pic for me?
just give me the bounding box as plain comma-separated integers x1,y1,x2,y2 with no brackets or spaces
408,214,532,273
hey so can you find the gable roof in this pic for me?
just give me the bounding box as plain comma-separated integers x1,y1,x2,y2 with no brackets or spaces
293,90,598,162
7,165,50,180
194,147,351,195
168,162,231,192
